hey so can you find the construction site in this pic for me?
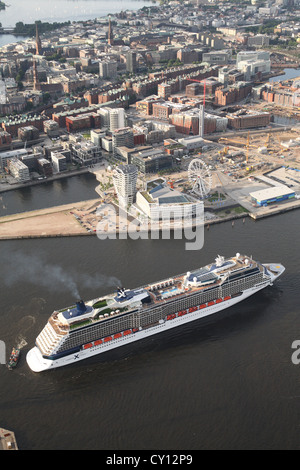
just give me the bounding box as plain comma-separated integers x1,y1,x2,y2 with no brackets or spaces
198,125,300,219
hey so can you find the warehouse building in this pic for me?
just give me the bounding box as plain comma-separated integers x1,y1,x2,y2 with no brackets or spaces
226,110,270,129
250,186,295,207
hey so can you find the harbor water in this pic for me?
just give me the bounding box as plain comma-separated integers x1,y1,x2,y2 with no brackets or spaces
0,172,99,216
0,176,299,450
0,0,152,27
269,68,300,83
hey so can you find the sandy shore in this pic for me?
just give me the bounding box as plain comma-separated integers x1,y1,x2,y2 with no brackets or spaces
0,199,101,239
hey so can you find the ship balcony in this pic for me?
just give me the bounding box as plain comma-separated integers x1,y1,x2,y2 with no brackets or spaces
36,331,61,353
36,337,56,353
49,317,69,336
36,337,59,356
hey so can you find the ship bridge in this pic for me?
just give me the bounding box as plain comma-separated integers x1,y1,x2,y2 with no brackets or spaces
186,268,218,284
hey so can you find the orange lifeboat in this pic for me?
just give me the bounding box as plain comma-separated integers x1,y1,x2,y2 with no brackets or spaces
167,314,176,320
189,306,197,313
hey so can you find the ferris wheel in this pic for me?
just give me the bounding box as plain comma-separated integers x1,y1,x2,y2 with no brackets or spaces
188,158,212,199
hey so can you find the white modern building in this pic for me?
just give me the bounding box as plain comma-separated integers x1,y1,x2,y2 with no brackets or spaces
90,129,106,147
236,51,270,65
113,164,138,208
0,149,28,171
71,141,102,167
178,135,205,151
7,158,30,182
236,51,271,78
136,179,204,221
52,152,67,173
97,107,126,131
109,108,126,131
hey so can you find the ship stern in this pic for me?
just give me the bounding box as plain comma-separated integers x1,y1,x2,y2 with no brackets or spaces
26,347,54,373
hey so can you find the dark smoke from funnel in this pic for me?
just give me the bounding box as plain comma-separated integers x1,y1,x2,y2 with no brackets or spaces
1,250,121,299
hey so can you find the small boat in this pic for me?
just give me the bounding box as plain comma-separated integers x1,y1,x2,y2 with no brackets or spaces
7,348,20,370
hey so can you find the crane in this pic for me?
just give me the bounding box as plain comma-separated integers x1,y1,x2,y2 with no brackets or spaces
264,132,287,152
218,131,254,164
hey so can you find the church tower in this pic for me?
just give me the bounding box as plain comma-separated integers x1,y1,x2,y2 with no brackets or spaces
108,16,114,46
33,59,41,91
36,23,42,55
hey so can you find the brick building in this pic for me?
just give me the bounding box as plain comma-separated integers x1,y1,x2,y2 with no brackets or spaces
226,111,270,129
65,112,101,133
136,96,164,115
158,83,172,99
214,82,252,106
152,102,173,120
2,115,45,137
0,130,12,147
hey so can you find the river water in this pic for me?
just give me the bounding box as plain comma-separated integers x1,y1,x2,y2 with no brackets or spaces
270,68,300,83
0,175,299,450
0,0,152,27
0,172,99,217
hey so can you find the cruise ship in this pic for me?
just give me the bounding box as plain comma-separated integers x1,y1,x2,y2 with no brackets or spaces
26,254,285,372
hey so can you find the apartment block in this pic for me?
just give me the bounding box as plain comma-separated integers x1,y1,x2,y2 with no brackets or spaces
7,157,30,182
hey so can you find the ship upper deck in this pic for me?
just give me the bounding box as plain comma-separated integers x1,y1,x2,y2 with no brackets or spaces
47,255,262,333
143,255,261,306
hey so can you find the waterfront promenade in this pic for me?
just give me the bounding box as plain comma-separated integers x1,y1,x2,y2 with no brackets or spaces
1,194,300,240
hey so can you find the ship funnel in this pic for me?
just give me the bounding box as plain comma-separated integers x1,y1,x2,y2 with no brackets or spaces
76,300,87,313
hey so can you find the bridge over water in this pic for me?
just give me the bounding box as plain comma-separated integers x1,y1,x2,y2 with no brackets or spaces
0,27,17,34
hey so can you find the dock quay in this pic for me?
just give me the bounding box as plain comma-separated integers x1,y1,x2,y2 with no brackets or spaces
248,198,300,220
0,195,300,240
0,428,18,450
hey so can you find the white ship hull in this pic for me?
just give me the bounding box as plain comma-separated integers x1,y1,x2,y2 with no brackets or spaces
26,279,272,373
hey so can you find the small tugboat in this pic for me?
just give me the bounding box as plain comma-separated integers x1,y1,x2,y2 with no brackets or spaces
7,348,20,370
